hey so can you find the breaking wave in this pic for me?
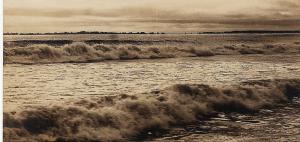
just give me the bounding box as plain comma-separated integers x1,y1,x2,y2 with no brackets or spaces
4,79,300,142
4,41,300,64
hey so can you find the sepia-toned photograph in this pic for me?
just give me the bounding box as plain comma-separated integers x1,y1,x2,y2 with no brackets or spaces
3,0,300,141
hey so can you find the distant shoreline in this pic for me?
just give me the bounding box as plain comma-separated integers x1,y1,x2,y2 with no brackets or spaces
4,30,300,35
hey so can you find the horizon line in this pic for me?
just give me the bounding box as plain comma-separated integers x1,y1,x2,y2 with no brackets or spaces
4,30,300,35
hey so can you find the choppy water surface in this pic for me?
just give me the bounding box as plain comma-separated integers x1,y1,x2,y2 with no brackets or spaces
4,55,300,111
4,33,300,43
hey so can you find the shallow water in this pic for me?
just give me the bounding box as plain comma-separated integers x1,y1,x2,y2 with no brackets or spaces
151,97,300,142
4,55,300,112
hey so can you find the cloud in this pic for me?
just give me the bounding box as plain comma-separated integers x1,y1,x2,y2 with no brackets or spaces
4,0,300,32
275,0,300,8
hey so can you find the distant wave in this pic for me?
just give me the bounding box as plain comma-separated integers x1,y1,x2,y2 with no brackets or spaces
4,79,300,142
4,41,300,64
4,40,190,47
4,42,213,64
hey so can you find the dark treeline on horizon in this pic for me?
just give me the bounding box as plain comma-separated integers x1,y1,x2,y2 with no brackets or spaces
4,30,300,35
4,31,166,35
200,30,300,34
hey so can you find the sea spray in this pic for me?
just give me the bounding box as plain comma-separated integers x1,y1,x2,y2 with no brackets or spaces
4,79,300,142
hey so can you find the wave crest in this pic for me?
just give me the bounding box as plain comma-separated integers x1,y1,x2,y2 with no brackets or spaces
4,41,300,64
4,79,300,142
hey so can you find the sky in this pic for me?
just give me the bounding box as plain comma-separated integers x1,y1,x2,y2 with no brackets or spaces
4,0,300,33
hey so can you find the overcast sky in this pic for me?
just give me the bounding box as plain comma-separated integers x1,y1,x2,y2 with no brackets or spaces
4,0,300,33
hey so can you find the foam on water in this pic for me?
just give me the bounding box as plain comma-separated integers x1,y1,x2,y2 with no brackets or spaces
4,79,300,142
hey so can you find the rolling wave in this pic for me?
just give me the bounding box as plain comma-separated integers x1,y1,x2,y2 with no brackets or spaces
4,41,300,64
4,79,300,142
